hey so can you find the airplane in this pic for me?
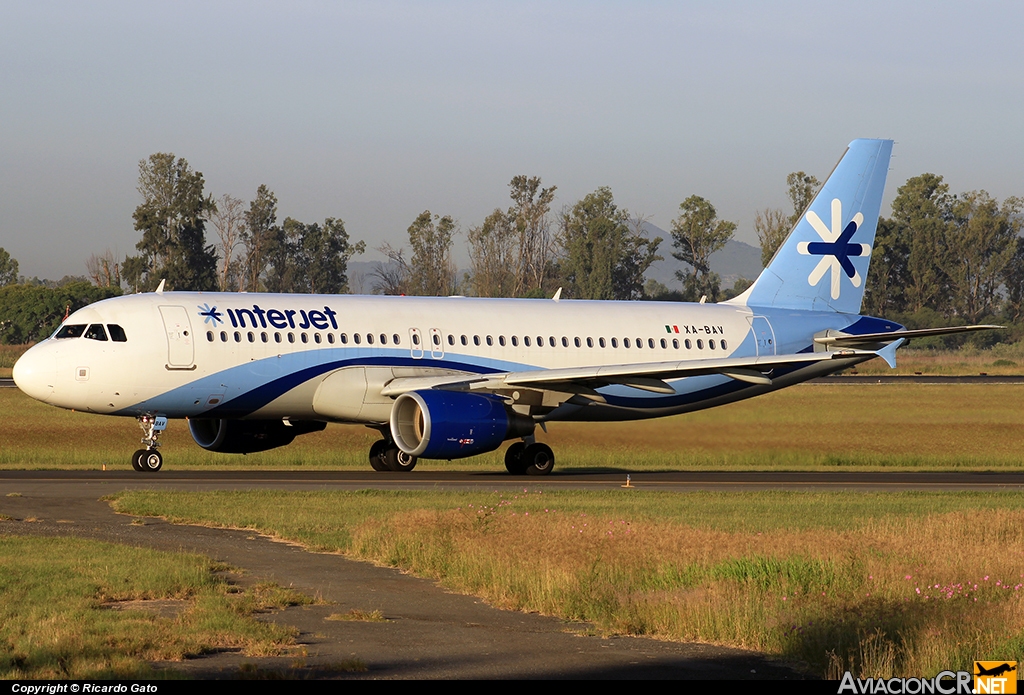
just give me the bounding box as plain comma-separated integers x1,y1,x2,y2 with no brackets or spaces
11,139,998,475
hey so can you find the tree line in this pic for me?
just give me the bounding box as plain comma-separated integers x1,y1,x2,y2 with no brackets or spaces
1,152,1022,346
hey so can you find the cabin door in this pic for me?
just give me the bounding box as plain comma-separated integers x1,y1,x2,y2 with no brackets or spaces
159,305,195,368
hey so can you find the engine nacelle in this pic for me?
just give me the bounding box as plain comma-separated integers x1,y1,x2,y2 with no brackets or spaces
390,390,534,459
189,418,326,454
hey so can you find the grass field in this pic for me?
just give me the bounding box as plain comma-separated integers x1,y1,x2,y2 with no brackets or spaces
0,535,309,679
3,382,1024,471
111,488,1024,678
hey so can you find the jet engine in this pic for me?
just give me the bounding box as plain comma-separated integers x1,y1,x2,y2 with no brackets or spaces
390,390,534,460
189,418,326,454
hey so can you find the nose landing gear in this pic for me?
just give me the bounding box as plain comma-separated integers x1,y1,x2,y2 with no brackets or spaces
132,415,167,472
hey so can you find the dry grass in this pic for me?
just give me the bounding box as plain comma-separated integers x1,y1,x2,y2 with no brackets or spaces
112,489,1024,677
4,383,1024,471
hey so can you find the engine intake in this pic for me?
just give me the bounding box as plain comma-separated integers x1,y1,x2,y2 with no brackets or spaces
390,390,534,460
189,418,326,454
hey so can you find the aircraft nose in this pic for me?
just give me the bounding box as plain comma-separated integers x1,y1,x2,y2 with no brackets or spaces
12,345,55,403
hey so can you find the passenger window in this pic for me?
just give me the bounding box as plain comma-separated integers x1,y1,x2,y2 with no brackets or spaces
499,336,506,347
685,339,692,349
393,334,400,345
721,339,728,350
381,334,388,345
366,333,374,345
461,335,468,346
412,334,419,346
447,334,454,346
473,335,481,346
262,332,269,343
549,336,555,347
55,324,87,339
107,324,128,342
697,339,704,349
327,333,335,344
511,336,518,347
648,338,655,349
660,338,667,349
234,332,241,342
314,333,322,344
636,338,643,349
340,333,348,344
486,336,493,346
561,337,568,348
220,331,228,342
207,331,214,342
586,337,593,348
354,333,362,345
288,333,295,343
672,339,679,349
537,336,545,347
431,333,439,346
624,338,631,348
709,339,716,350
611,337,618,348
275,333,282,343
84,324,108,341
524,336,531,347
248,331,255,343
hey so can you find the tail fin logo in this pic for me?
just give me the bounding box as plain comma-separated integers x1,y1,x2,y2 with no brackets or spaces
796,198,871,300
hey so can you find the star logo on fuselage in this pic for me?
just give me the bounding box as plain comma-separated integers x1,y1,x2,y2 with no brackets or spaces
796,198,871,300
198,303,224,325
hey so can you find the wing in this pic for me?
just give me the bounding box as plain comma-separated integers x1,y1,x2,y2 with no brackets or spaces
380,348,886,403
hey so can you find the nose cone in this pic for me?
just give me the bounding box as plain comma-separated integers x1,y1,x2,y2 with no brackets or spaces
12,345,55,403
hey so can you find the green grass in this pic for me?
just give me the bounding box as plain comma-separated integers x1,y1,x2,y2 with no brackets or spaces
4,383,1024,471
0,535,309,679
111,489,1024,678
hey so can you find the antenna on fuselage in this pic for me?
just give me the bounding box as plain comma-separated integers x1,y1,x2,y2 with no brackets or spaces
155,279,166,294
552,287,562,302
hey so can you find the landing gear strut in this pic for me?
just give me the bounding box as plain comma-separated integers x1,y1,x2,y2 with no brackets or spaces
369,439,418,472
132,415,167,473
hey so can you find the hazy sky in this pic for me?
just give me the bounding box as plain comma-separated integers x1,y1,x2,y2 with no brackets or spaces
2,0,1022,280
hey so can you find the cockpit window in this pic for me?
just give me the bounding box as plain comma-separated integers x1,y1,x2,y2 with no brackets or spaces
84,324,108,341
107,324,128,342
54,324,86,339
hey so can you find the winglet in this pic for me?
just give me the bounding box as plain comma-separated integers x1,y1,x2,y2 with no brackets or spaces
875,338,904,368
552,287,562,302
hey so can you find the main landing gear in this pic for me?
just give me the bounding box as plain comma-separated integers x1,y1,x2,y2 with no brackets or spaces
369,439,418,472
504,440,555,476
132,415,167,473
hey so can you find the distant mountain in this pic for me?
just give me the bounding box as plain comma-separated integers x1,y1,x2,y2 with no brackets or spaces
640,222,763,290
346,222,764,295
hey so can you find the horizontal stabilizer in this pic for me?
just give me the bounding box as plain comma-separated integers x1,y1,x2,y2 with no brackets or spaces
814,324,1002,348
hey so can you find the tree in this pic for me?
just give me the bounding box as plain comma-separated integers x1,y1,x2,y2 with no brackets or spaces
892,174,954,314
556,187,662,300
210,194,246,291
671,195,735,302
787,171,821,225
753,207,789,267
467,208,516,297
0,282,120,344
0,247,19,287
266,217,364,294
371,243,410,295
85,249,120,288
944,191,1020,323
126,153,218,291
467,176,556,297
241,185,278,291
406,211,457,296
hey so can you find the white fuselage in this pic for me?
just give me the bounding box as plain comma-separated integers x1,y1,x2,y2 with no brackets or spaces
13,291,872,425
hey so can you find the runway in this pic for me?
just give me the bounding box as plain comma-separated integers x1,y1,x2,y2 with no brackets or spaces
4,468,1024,493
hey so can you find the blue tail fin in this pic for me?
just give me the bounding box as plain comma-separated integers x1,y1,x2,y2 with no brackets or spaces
732,139,893,314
